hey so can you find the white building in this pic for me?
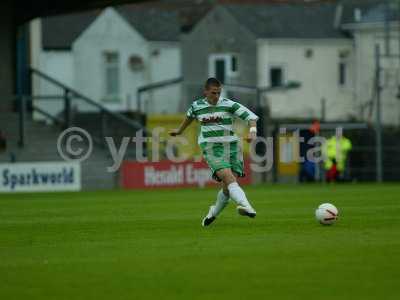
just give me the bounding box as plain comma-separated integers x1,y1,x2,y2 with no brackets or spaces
256,38,354,121
182,3,355,122
30,5,182,119
342,1,400,126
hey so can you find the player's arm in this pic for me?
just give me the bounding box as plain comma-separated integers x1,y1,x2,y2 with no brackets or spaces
169,116,194,136
232,102,259,142
246,119,258,142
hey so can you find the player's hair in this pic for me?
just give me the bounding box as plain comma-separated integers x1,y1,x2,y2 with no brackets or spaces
204,77,222,89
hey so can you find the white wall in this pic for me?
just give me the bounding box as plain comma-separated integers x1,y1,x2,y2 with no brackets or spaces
257,39,355,121
147,42,181,114
29,18,41,88
352,25,400,126
73,7,149,112
30,7,182,118
30,18,75,121
37,51,74,120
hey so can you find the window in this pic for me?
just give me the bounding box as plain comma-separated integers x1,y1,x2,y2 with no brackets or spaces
231,56,238,73
209,54,239,84
270,67,284,87
103,51,120,102
215,59,226,84
304,49,314,59
338,49,350,87
339,61,346,86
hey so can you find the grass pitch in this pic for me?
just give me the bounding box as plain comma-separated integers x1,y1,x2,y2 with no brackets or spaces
1,184,399,300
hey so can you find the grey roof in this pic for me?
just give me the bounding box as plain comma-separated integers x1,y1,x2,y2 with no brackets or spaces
339,0,397,25
42,10,99,50
358,3,399,23
42,5,182,49
224,3,348,39
115,5,180,42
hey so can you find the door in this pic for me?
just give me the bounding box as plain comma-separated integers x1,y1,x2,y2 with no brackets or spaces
215,59,226,84
209,54,232,97
209,54,231,84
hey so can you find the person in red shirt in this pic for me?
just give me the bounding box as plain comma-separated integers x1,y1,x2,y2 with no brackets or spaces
326,158,339,182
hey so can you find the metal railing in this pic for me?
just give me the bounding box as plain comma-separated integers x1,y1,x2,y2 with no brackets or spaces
224,81,301,107
30,68,144,130
137,77,183,113
17,67,146,147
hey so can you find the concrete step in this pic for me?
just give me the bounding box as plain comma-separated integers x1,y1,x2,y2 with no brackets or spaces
0,111,144,190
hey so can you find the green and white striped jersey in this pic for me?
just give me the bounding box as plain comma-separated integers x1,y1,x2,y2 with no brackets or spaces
186,97,259,144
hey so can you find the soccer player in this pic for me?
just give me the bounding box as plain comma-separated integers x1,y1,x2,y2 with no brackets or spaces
169,78,258,227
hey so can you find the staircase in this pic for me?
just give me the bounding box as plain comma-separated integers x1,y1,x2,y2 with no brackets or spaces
0,111,117,190
71,111,145,159
0,67,147,190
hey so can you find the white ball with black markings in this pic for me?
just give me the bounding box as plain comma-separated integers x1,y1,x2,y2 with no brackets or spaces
315,203,339,225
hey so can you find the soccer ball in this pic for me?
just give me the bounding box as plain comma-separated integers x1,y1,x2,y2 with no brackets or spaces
315,203,339,225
